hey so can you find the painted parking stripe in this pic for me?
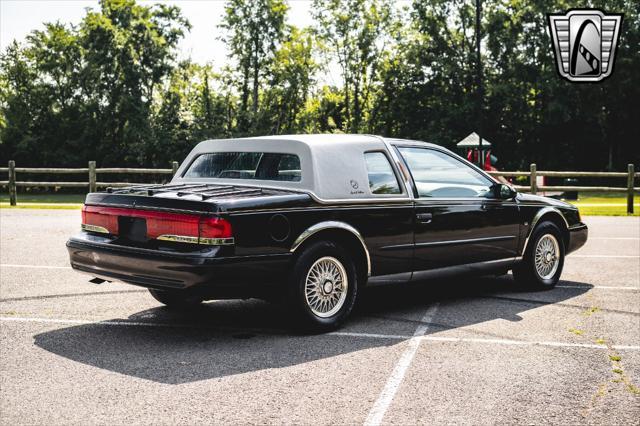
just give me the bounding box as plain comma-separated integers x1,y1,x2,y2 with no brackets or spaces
589,237,639,240
364,304,439,426
0,264,71,269
557,285,639,291
569,255,639,258
0,316,180,328
1,316,638,352
419,336,640,351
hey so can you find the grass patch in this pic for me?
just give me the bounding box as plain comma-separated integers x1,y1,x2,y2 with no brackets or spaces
0,203,82,210
582,306,601,316
569,328,584,336
565,195,639,216
609,355,622,362
0,193,86,204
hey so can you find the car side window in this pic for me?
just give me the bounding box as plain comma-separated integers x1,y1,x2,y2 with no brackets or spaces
397,147,492,198
364,152,402,195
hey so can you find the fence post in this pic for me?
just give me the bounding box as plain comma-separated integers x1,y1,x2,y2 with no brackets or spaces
88,161,97,193
8,160,17,206
530,163,537,195
171,161,179,176
628,164,635,215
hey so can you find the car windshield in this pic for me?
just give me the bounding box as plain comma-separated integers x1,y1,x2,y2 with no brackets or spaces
183,152,301,182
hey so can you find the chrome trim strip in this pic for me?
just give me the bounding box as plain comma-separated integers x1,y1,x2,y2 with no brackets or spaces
81,224,110,234
381,235,517,251
569,223,588,230
521,207,569,255
230,203,414,215
518,203,578,211
157,235,199,244
156,234,235,246
290,221,371,277
186,181,412,205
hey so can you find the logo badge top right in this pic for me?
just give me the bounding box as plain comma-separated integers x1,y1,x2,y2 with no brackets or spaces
548,9,623,83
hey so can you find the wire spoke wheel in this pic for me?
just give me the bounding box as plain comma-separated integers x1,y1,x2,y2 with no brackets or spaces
534,234,560,280
304,256,349,318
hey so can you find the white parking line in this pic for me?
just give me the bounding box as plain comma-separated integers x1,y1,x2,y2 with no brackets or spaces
2,315,638,352
589,237,639,240
0,316,181,328
328,331,410,340
420,336,640,351
557,285,639,291
0,264,71,269
569,255,639,258
363,304,439,426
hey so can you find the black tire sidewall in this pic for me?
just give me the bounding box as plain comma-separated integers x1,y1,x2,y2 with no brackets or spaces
519,222,565,288
148,288,202,307
289,240,359,330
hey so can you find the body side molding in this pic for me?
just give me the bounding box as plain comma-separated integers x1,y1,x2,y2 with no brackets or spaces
290,221,372,276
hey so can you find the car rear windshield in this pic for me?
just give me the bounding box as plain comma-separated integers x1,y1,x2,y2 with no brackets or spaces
183,152,301,182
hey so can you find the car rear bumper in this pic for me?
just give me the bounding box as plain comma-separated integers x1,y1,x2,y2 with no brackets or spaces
567,223,588,254
67,233,292,296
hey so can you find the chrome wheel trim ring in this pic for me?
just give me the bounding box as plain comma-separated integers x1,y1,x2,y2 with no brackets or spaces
304,256,349,318
534,234,560,280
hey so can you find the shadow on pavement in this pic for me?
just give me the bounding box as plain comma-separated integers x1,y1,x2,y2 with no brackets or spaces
33,275,590,384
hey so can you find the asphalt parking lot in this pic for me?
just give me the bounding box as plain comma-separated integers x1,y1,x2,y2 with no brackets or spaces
1,209,638,425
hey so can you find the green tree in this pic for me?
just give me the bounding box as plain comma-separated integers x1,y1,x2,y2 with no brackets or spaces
220,0,288,132
79,0,190,165
261,27,318,133
313,0,397,132
150,62,233,166
0,0,191,168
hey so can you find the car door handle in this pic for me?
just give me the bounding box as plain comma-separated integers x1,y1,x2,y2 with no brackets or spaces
416,213,433,223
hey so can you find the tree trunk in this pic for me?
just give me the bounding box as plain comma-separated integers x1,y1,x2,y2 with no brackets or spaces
252,63,259,117
203,73,212,124
353,72,361,133
240,63,250,131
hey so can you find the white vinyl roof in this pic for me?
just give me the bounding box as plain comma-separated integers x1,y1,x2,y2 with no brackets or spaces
173,134,408,201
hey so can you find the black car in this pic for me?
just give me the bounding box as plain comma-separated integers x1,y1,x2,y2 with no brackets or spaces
67,134,588,330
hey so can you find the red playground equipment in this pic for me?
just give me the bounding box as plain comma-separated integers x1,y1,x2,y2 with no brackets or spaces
456,132,496,172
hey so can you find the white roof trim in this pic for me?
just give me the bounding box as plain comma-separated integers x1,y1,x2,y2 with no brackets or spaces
173,135,410,201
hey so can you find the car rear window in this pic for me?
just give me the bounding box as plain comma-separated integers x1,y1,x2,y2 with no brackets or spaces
364,152,401,194
183,152,301,182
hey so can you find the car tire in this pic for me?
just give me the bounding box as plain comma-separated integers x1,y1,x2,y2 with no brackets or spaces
513,221,565,290
288,240,359,332
148,288,203,308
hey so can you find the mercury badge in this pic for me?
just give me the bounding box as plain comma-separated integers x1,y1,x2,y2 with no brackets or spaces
548,9,623,82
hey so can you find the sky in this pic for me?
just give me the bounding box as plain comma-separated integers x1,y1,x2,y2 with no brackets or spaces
0,0,315,66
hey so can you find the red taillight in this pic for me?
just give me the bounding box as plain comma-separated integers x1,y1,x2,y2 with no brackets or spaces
81,205,233,245
82,205,119,234
199,217,233,239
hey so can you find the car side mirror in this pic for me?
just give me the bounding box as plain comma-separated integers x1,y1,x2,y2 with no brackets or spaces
491,183,517,199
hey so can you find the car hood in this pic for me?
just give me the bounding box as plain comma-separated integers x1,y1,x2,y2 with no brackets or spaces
517,193,577,209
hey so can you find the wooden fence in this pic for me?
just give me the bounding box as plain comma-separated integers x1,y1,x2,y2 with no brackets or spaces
1,161,638,213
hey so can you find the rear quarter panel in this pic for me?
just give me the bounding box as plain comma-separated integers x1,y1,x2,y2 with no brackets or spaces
228,202,414,277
